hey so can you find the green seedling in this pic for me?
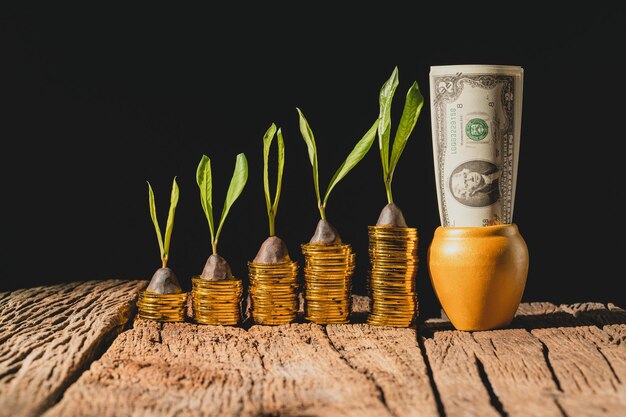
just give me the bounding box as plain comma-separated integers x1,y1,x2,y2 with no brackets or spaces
375,66,424,226
196,153,248,280
297,108,380,243
146,177,182,294
253,123,291,264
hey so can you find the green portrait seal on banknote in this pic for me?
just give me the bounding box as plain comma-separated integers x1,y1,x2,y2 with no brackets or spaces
465,118,488,141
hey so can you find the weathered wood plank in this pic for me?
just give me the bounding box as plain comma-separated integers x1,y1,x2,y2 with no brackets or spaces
531,303,626,416
46,317,392,416
527,303,626,417
423,329,501,417
556,395,626,417
515,302,562,317
496,302,626,416
559,302,626,384
0,280,146,417
326,324,440,417
249,323,392,417
44,319,265,417
470,329,563,417
423,302,626,417
6,280,626,417
351,294,370,316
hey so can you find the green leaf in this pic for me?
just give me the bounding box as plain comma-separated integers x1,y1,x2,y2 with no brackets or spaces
262,123,278,217
323,118,380,205
378,67,399,178
273,128,285,214
147,181,164,260
196,155,214,241
216,153,248,242
163,177,179,259
389,81,424,178
296,108,321,207
263,123,284,236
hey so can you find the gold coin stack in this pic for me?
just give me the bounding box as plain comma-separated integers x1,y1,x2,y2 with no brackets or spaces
247,260,300,325
301,243,356,324
367,225,418,327
137,290,188,322
191,277,243,325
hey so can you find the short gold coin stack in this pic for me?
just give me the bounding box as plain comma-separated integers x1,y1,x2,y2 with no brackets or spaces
137,290,188,322
301,243,356,324
367,225,418,327
191,277,243,325
247,260,300,325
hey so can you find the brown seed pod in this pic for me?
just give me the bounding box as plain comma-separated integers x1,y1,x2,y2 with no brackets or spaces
253,235,291,264
309,219,342,244
376,203,408,227
200,253,234,281
146,267,182,294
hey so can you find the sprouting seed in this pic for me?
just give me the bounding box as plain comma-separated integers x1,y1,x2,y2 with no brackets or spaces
297,108,380,243
196,153,248,280
145,177,182,294
253,123,291,264
375,66,424,226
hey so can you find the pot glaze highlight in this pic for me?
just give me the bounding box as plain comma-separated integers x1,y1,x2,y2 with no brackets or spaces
427,224,529,331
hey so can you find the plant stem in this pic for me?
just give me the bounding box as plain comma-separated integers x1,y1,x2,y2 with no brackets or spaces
269,210,276,236
318,204,326,220
161,256,168,269
211,241,218,255
385,180,394,204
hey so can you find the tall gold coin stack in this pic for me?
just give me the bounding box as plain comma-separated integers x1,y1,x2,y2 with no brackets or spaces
191,277,243,325
301,243,356,324
367,225,418,327
247,260,300,325
137,290,188,322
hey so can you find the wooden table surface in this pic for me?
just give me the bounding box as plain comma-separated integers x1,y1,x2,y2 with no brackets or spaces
1,279,625,417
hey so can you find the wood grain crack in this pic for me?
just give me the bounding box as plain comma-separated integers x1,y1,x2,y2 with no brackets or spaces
595,346,622,386
474,353,507,417
538,337,563,392
322,325,395,417
415,326,446,417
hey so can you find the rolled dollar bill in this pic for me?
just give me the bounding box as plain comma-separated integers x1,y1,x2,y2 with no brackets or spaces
430,65,523,227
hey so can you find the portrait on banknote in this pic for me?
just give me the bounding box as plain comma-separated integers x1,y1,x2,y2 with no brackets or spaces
449,160,501,207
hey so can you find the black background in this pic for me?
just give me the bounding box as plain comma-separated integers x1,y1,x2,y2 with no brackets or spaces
2,6,625,319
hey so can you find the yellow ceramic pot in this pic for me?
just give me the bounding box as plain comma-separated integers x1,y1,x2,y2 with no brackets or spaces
427,224,529,331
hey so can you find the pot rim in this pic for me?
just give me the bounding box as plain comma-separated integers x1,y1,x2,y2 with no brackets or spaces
434,223,520,238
